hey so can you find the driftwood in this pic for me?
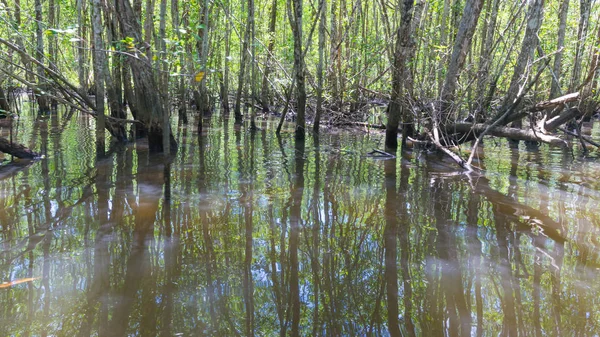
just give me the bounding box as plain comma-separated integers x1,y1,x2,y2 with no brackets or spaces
527,92,579,112
0,137,40,159
447,123,566,146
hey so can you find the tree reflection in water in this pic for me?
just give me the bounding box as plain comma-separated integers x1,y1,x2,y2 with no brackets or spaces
1,112,600,336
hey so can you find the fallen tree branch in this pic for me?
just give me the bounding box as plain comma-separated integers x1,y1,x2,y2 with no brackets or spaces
527,92,579,112
558,127,600,149
0,137,40,159
447,123,567,146
427,130,478,172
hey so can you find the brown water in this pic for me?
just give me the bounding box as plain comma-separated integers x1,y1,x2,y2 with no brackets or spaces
1,110,600,336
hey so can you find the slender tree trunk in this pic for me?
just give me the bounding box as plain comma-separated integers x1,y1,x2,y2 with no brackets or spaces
261,0,278,113
249,0,257,130
172,0,188,124
158,0,170,154
550,0,569,99
48,0,58,108
144,0,155,60
385,0,415,150
495,0,545,124
439,0,485,125
234,2,252,125
34,0,50,113
222,12,231,115
92,0,106,157
570,0,592,91
77,0,88,92
475,0,501,118
329,0,339,110
314,0,326,133
289,0,306,140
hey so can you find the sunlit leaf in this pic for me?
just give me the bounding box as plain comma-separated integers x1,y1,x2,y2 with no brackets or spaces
195,71,205,82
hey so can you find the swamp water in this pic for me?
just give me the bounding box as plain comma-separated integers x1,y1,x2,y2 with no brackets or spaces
1,110,600,336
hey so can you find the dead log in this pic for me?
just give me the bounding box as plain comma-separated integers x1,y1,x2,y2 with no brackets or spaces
446,123,566,146
0,137,40,159
527,92,579,112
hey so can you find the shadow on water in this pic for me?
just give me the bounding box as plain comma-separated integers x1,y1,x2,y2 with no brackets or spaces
1,110,600,336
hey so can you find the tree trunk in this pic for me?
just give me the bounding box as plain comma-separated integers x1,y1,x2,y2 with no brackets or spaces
570,0,592,91
549,0,569,99
91,0,106,157
222,14,231,115
289,0,306,140
439,0,485,125
116,0,176,152
495,0,545,123
0,87,10,115
34,0,50,113
261,0,278,113
475,0,500,117
385,0,415,149
234,3,252,125
76,0,88,92
314,0,326,133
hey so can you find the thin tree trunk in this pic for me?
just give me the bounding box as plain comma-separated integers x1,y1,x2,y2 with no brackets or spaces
234,3,252,124
550,0,569,99
570,0,592,91
76,0,88,92
385,0,415,149
222,12,231,115
261,0,278,113
289,0,306,140
249,0,257,130
91,0,106,157
314,0,326,133
34,0,50,113
495,0,545,124
439,0,485,125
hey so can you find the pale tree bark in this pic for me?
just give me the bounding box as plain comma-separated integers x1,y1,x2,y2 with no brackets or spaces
329,0,340,110
34,0,50,112
222,12,231,115
76,0,88,91
549,0,569,99
104,3,127,141
91,0,106,157
47,0,58,109
249,0,257,130
570,0,592,91
475,0,500,117
494,0,544,125
144,0,155,60
439,0,485,125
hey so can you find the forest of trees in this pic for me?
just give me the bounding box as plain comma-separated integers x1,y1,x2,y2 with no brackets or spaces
0,0,599,165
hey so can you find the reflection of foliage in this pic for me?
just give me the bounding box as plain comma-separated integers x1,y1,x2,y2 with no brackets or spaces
1,113,600,335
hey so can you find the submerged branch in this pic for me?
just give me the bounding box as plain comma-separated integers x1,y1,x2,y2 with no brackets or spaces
0,136,41,159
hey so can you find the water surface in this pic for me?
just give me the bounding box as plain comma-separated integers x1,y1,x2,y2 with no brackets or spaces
1,110,600,336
